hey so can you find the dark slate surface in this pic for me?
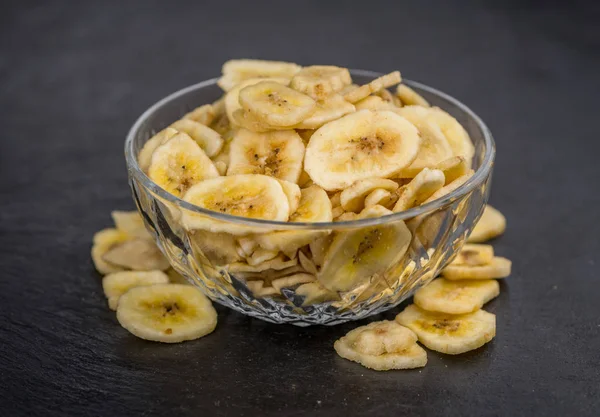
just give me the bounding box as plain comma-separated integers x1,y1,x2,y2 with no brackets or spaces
1,1,599,416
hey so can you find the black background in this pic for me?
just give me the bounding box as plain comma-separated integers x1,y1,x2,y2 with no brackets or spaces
1,1,599,416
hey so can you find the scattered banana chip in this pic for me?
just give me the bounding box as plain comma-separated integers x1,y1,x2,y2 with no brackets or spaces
239,81,316,127
393,168,445,212
396,304,496,355
334,321,427,371
111,210,152,240
340,178,399,212
102,238,170,271
451,243,494,266
290,65,352,100
343,71,402,103
91,228,129,274
102,270,170,310
396,84,430,107
468,205,507,243
304,110,421,191
218,59,301,92
442,256,512,280
116,284,217,343
414,278,499,314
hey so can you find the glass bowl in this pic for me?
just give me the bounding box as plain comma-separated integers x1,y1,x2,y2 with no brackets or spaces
124,70,495,326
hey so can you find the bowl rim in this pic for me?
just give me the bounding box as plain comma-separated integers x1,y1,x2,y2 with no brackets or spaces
125,69,495,230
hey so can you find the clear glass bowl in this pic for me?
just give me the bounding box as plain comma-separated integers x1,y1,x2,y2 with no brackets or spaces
124,70,495,326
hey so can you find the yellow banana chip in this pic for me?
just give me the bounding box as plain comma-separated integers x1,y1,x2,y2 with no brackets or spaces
468,205,507,243
442,256,512,280
396,304,495,355
414,278,499,314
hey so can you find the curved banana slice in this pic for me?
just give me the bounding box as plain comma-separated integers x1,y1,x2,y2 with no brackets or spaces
428,107,475,163
393,168,445,212
148,133,220,198
396,84,430,107
295,281,339,305
304,110,421,191
329,191,342,208
298,250,318,275
190,230,242,265
91,228,129,274
434,156,469,184
309,234,333,267
237,237,258,257
452,243,494,266
169,119,223,157
354,95,394,111
442,256,512,280
340,178,399,212
137,127,179,173
102,270,170,310
116,284,217,343
290,65,352,100
414,278,499,314
254,185,333,252
239,81,317,127
468,205,507,243
294,94,355,129
318,205,411,292
277,180,301,215
393,106,453,177
334,321,427,371
231,109,275,133
422,171,473,204
246,247,280,266
373,88,398,105
102,238,170,271
227,254,297,273
334,211,359,222
183,104,215,125
271,273,315,291
227,129,305,183
111,210,151,240
344,71,402,103
225,77,290,127
181,174,290,234
395,304,496,355
218,59,301,92
364,188,397,209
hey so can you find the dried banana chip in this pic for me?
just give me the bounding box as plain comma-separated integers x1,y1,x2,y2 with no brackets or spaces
414,278,499,314
116,284,217,343
183,104,215,126
451,244,494,266
442,256,511,280
396,304,495,355
334,321,427,371
395,84,430,107
102,270,170,310
344,71,402,103
102,238,170,271
467,205,506,243
91,228,130,275
393,168,445,212
340,178,399,212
